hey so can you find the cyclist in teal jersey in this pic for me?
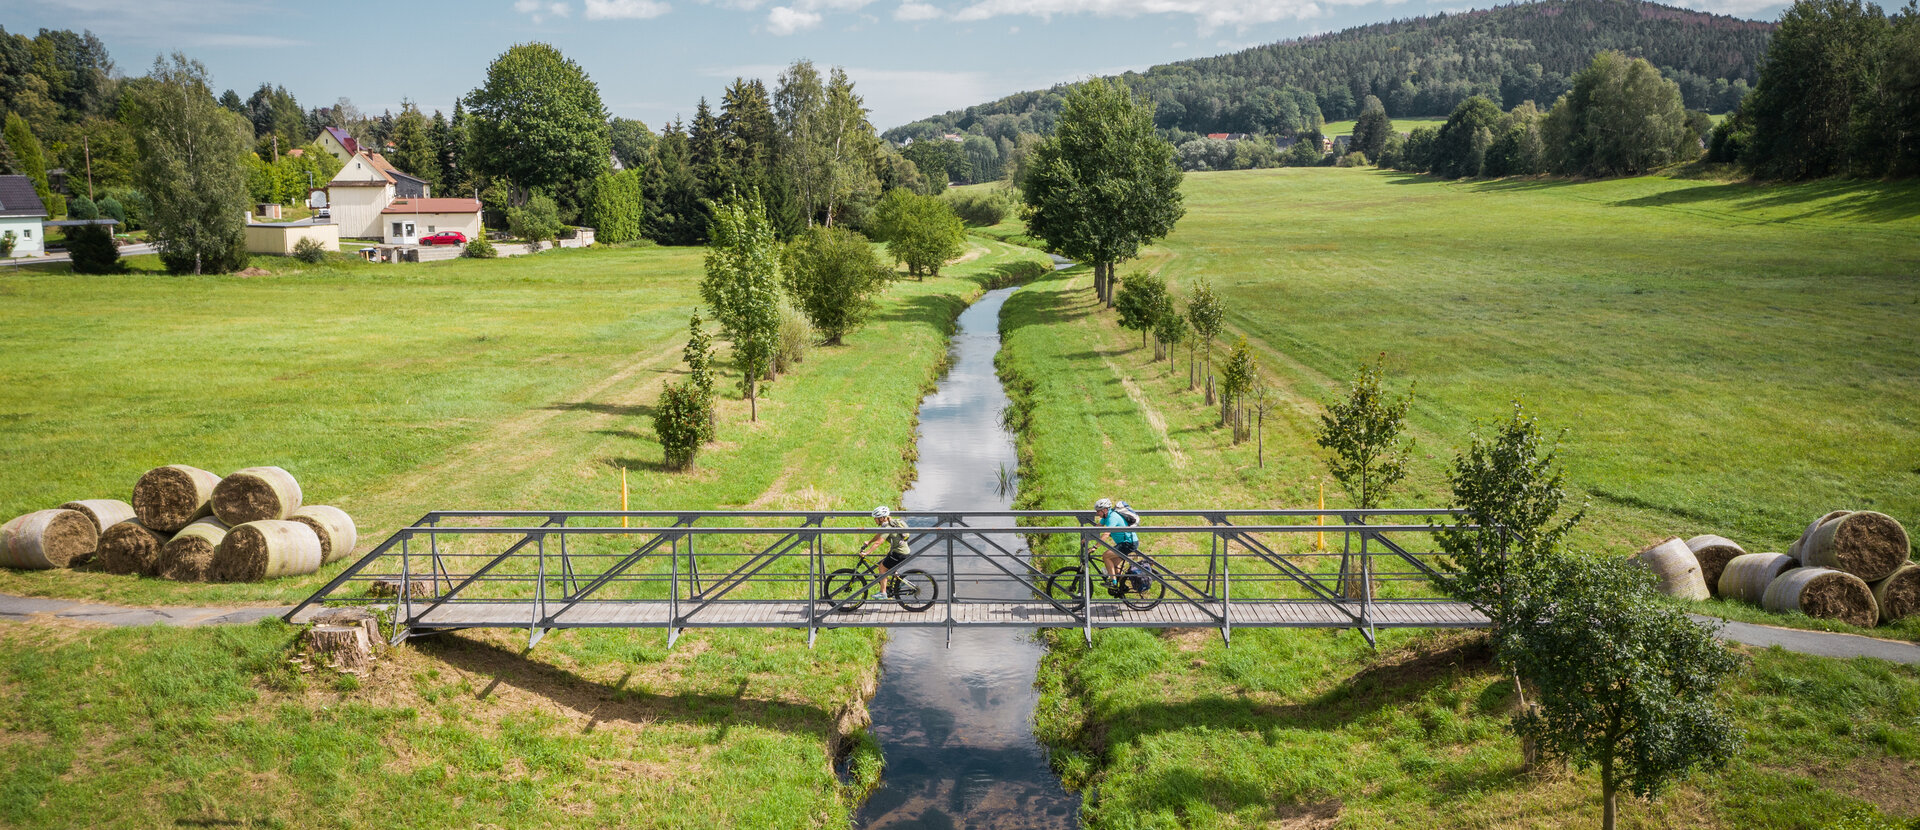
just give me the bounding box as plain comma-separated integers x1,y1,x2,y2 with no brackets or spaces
1092,498,1137,590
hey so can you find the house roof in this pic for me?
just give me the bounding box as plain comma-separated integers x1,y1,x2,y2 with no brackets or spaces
382,198,481,215
0,176,47,218
327,151,396,186
323,126,360,155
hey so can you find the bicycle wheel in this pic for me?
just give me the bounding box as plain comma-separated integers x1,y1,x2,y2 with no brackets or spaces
822,568,869,612
1122,569,1165,612
892,569,938,612
1045,565,1086,612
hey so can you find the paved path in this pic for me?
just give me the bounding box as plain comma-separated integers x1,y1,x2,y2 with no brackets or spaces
2,243,158,267
1,594,1914,665
1691,614,1920,665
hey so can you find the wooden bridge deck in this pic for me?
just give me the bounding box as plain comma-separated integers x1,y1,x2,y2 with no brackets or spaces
404,600,1488,630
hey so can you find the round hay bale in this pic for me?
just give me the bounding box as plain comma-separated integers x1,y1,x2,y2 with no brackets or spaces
1631,537,1710,601
132,465,222,532
211,466,303,525
1871,563,1920,625
1762,567,1877,628
1790,510,1852,562
1,509,99,570
289,505,357,564
59,499,137,534
1717,552,1797,605
159,518,229,582
1803,511,1910,582
1686,535,1747,596
211,520,321,583
99,520,170,576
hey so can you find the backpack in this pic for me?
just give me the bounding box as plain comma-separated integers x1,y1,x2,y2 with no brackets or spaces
1126,563,1152,593
1114,500,1140,527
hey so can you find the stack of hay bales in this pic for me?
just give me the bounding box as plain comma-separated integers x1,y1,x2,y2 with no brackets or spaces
1,464,357,584
1645,510,1916,628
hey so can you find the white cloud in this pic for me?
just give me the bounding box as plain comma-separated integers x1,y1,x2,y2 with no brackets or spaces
513,0,573,21
766,6,824,32
895,1,943,19
193,33,307,48
585,0,671,17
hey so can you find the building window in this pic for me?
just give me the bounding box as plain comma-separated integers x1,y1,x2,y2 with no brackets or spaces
22,229,30,238
392,222,403,238
427,226,435,232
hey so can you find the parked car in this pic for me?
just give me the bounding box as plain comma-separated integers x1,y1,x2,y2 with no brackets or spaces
419,231,468,246
314,208,330,220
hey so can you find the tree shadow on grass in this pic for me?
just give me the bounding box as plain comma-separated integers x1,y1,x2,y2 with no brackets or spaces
600,456,670,473
549,401,656,418
874,292,972,332
1608,178,1920,223
415,630,834,736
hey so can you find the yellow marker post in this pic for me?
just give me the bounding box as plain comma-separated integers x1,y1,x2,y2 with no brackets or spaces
1315,480,1326,552
621,467,630,528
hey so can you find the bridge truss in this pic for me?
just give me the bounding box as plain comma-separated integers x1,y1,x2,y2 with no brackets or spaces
285,509,1495,649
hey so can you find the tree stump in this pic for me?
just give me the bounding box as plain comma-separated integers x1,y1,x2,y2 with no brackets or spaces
366,578,432,599
304,624,372,672
310,608,380,648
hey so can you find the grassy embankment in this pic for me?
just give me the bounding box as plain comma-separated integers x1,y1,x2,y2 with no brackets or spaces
0,237,1051,828
991,168,1920,827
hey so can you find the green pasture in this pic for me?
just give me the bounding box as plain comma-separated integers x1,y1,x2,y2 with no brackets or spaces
0,236,1052,828
1320,115,1447,136
998,183,1920,825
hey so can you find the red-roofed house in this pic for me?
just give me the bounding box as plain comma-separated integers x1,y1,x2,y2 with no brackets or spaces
381,197,481,245
316,127,360,163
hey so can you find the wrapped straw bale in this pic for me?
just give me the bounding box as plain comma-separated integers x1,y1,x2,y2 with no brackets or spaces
1,509,98,570
211,520,321,583
1717,552,1797,605
1789,510,1851,562
60,499,137,533
99,520,170,576
1802,511,1909,582
133,465,222,532
211,466,303,525
289,505,357,565
1762,567,1877,628
1631,537,1710,601
1872,563,1920,625
159,517,229,582
1686,535,1747,596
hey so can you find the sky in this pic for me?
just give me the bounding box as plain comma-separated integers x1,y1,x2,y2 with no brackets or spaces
9,0,1791,132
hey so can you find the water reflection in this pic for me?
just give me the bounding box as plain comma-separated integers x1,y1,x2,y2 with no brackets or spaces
854,287,1079,829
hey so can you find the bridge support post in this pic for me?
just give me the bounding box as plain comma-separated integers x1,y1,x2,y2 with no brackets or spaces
807,529,819,650
1219,534,1231,648
391,534,412,646
1081,531,1094,645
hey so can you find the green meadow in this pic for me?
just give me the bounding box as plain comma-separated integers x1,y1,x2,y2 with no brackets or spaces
0,237,1052,827
996,167,1920,828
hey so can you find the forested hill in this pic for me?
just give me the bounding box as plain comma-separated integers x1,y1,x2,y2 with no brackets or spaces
883,0,1772,141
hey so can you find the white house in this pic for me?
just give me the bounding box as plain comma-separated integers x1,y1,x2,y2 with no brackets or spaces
380,197,481,245
0,175,48,258
316,126,360,164
324,151,431,239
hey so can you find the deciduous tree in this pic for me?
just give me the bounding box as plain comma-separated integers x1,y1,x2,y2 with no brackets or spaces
782,224,890,345
465,43,611,216
1114,271,1168,350
132,54,250,275
584,168,643,243
1350,95,1393,162
1542,52,1697,177
871,188,964,280
1184,277,1223,396
1316,355,1414,596
700,192,782,421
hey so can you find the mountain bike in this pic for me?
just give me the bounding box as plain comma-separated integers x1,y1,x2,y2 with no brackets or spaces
821,550,938,613
1045,554,1165,612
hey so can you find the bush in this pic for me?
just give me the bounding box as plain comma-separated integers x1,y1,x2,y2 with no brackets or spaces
97,197,127,227
781,224,890,345
507,193,564,251
944,188,1013,226
291,236,328,264
1336,151,1369,167
773,301,813,374
68,195,100,220
67,224,121,274
100,187,150,230
652,380,708,471
464,236,498,258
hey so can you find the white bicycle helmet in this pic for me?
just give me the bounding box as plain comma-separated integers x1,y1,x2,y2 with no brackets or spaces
872,505,891,519
1094,498,1113,511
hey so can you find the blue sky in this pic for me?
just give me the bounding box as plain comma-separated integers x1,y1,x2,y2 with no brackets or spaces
12,0,1789,131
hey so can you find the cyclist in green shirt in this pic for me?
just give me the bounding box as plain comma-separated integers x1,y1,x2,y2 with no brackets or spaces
857,505,911,599
1092,498,1138,591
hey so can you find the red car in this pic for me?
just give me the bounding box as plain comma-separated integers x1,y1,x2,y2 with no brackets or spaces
419,231,468,246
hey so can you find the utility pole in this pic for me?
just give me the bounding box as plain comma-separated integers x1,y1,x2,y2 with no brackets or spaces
272,134,279,163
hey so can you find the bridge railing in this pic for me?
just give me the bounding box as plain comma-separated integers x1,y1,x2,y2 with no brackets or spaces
284,509,1497,648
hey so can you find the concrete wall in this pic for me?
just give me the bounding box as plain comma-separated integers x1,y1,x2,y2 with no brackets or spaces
381,211,480,244
0,217,45,257
330,185,392,239
245,222,340,256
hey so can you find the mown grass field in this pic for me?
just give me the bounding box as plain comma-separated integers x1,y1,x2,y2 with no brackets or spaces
0,236,1052,828
994,167,1920,827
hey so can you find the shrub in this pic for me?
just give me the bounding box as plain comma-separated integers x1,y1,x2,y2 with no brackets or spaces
464,236,499,258
291,236,327,264
652,380,707,471
1336,151,1369,167
773,301,813,374
67,224,121,274
0,232,15,258
68,195,100,220
781,225,890,345
97,197,127,227
943,188,1012,226
507,193,564,251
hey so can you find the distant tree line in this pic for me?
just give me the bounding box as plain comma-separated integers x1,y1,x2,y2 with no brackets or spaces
883,0,1769,146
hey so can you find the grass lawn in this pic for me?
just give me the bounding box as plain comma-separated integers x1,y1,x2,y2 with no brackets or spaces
1321,115,1448,136
994,167,1920,827
0,235,1053,828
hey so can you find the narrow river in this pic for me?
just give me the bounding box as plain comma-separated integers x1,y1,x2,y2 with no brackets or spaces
853,284,1080,829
